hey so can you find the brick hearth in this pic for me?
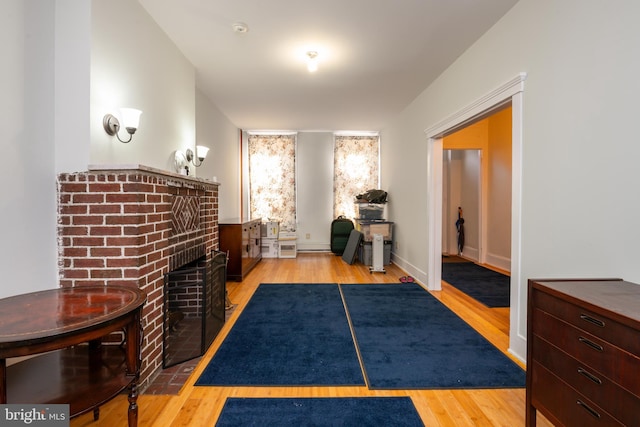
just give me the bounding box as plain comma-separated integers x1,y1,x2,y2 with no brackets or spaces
56,165,219,389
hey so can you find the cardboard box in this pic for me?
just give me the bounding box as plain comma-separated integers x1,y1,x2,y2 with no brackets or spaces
261,221,279,238
278,240,297,258
261,238,279,258
278,231,297,240
355,220,393,242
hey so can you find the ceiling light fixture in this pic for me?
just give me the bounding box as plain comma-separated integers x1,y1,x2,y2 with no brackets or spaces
306,51,319,73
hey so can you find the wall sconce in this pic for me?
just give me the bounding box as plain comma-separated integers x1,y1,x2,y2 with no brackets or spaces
186,145,210,167
103,108,142,143
174,145,210,175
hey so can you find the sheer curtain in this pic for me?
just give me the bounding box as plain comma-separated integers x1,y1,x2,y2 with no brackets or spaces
333,135,379,219
248,134,297,231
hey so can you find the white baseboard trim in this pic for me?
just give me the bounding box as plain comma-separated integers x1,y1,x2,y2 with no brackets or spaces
485,252,511,272
296,243,330,251
459,246,479,261
391,252,427,285
508,332,527,364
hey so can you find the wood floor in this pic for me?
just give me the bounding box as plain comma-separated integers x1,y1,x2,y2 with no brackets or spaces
71,253,552,426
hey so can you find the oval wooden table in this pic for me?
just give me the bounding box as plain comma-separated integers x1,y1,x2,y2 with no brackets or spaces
0,286,146,427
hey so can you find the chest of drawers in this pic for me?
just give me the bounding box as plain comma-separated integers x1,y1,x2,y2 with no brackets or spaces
526,278,640,426
219,218,262,281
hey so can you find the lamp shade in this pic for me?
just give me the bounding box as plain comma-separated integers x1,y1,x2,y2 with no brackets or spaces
196,145,210,161
120,108,142,130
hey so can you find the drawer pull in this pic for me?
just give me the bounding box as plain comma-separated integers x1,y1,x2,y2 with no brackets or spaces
577,400,601,419
578,336,604,352
580,314,605,328
577,367,602,385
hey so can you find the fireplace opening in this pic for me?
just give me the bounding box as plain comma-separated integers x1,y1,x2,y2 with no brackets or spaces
163,250,227,368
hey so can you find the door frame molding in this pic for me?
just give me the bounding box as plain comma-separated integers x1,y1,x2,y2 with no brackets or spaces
424,72,527,358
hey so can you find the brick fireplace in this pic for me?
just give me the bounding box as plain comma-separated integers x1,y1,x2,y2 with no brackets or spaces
57,165,219,389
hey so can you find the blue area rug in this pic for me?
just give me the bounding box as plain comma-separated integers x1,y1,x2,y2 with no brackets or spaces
195,283,365,386
341,283,525,389
441,261,510,307
215,397,424,426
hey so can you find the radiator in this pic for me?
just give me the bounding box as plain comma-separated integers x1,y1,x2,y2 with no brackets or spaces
369,233,386,273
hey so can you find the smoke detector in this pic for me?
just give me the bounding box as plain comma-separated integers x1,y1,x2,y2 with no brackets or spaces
232,22,249,33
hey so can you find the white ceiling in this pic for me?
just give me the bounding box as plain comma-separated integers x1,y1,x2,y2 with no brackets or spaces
138,0,518,132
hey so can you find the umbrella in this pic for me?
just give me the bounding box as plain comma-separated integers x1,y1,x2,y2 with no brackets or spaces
456,207,465,255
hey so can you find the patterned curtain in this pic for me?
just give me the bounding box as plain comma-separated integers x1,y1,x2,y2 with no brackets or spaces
333,135,379,219
248,134,297,231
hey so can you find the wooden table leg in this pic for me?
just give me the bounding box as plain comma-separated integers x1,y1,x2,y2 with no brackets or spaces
128,381,138,427
125,313,142,427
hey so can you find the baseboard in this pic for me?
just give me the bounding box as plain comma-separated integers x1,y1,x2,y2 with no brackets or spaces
390,252,427,285
296,243,330,251
509,331,527,364
459,246,479,261
485,252,511,272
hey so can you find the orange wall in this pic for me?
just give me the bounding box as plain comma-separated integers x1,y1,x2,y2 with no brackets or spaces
487,107,512,260
442,105,512,268
443,119,488,150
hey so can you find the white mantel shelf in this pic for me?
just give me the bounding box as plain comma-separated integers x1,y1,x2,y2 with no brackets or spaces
87,164,220,185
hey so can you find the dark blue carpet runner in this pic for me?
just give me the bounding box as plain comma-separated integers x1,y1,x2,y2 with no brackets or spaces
196,283,365,386
197,282,524,390
215,397,424,427
341,283,525,389
442,261,511,307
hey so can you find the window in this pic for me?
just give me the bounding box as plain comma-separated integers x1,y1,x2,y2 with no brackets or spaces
333,135,380,219
248,134,297,231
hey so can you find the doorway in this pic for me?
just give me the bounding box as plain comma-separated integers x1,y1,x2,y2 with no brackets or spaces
442,149,482,261
442,105,513,269
425,73,527,358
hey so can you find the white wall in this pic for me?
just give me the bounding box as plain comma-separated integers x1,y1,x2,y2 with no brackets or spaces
0,0,208,298
442,151,458,255
0,1,59,298
380,112,430,280
238,131,335,249
195,90,241,221
89,0,196,173
296,132,335,250
381,0,640,361
240,131,250,221
55,0,91,174
453,150,480,260
458,150,482,261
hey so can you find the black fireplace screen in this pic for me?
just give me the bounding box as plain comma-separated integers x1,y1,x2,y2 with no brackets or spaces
163,250,227,368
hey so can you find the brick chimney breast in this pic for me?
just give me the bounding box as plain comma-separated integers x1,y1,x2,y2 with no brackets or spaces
57,165,219,389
